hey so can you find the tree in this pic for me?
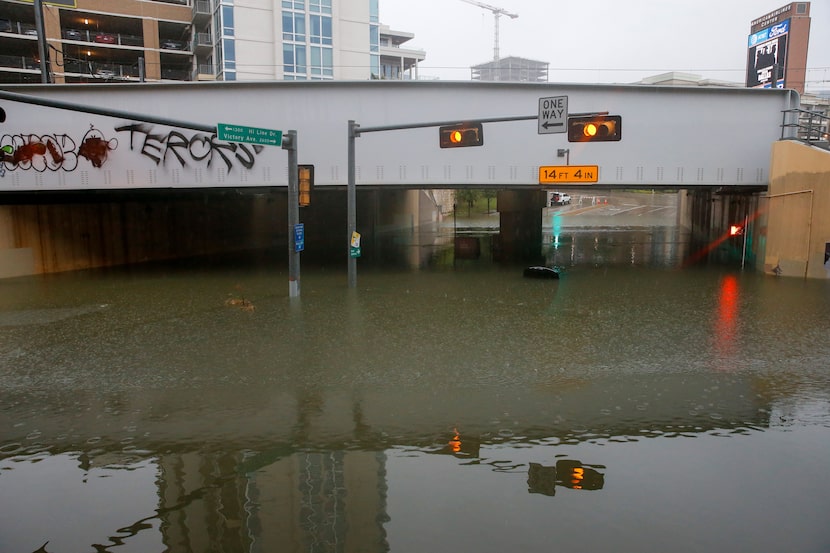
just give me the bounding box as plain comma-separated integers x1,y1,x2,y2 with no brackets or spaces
455,189,481,216
483,189,497,213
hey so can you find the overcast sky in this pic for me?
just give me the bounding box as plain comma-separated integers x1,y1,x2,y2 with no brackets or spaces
379,0,830,92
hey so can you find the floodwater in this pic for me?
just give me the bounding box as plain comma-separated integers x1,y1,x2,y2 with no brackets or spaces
2,200,830,553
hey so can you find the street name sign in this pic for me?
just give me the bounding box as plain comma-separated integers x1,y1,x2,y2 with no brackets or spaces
217,123,283,146
539,165,599,184
538,96,568,134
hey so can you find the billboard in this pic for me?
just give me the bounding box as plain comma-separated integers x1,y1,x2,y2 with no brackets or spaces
746,19,790,89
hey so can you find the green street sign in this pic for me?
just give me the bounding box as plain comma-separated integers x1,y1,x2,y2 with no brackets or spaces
217,123,283,146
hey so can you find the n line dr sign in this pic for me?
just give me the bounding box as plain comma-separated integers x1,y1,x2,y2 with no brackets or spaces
217,123,283,146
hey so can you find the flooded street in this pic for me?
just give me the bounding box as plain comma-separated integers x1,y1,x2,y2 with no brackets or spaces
1,199,830,552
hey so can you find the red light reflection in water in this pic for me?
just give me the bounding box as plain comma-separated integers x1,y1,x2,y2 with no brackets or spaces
713,274,739,370
449,428,461,453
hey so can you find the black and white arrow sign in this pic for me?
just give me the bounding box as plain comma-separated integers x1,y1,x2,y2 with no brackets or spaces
538,95,568,135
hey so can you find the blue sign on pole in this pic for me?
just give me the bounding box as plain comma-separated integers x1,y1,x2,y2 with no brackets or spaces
294,223,305,252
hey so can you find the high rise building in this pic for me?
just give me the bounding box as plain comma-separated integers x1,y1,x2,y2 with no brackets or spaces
470,56,548,82
0,0,424,84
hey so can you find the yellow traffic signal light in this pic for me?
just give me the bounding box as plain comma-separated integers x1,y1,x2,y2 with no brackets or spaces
439,122,484,148
298,164,313,207
567,115,622,143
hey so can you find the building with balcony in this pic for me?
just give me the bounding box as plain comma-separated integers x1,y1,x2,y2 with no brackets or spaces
0,0,423,84
377,24,424,80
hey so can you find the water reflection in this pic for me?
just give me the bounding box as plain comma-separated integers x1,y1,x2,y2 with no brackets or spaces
1,228,830,552
527,460,605,496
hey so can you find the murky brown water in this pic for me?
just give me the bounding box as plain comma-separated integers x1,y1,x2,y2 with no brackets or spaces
1,221,830,552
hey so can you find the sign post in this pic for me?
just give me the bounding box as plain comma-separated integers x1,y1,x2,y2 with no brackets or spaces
217,123,300,298
283,130,300,298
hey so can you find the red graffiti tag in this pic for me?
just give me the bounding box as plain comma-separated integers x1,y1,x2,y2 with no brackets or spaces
13,141,47,164
46,140,65,164
78,136,112,168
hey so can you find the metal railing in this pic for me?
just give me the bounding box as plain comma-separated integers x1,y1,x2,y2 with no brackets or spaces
61,60,141,80
195,0,213,16
194,64,216,79
196,32,213,47
60,28,144,47
781,108,830,150
0,54,41,71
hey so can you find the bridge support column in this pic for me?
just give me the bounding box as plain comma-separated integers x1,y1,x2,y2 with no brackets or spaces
495,190,547,263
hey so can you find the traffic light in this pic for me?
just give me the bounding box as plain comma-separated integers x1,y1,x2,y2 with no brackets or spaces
298,164,313,207
729,224,744,236
439,122,484,148
567,115,622,142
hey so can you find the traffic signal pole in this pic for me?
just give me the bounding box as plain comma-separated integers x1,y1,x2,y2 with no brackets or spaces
347,114,538,288
348,120,358,289
284,130,300,297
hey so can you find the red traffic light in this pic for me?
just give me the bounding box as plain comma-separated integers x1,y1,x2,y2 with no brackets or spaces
439,122,484,148
567,115,622,143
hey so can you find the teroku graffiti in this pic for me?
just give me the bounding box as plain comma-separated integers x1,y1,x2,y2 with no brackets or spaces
0,121,265,178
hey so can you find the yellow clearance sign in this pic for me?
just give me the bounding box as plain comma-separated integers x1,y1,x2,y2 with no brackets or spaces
538,165,599,184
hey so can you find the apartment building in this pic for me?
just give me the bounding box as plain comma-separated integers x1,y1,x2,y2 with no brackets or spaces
0,0,425,83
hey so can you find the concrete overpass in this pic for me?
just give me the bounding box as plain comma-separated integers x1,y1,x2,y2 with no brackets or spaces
1,81,827,280
0,81,798,191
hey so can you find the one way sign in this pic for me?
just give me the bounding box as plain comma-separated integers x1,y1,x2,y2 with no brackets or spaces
538,95,568,134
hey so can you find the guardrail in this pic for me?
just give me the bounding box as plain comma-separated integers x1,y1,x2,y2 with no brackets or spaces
195,0,212,15
196,32,213,47
0,54,40,71
781,108,830,150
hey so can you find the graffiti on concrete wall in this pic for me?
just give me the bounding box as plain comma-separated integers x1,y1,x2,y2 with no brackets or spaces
0,122,265,178
0,126,115,174
114,123,264,172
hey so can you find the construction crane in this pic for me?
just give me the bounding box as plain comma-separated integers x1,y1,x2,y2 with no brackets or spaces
458,0,518,63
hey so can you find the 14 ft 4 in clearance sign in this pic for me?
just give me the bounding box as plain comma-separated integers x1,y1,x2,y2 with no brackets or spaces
539,165,599,184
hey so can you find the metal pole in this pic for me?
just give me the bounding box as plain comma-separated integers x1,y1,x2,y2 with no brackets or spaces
33,0,50,83
285,130,300,298
347,120,358,288
740,214,748,269
0,90,216,134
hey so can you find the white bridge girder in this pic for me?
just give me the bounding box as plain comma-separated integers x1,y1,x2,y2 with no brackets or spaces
0,81,798,192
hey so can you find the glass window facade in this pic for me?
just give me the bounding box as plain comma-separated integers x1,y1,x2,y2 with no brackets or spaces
283,2,332,80
309,0,332,15
310,46,333,78
222,5,234,37
218,0,235,80
309,15,332,45
283,12,306,41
